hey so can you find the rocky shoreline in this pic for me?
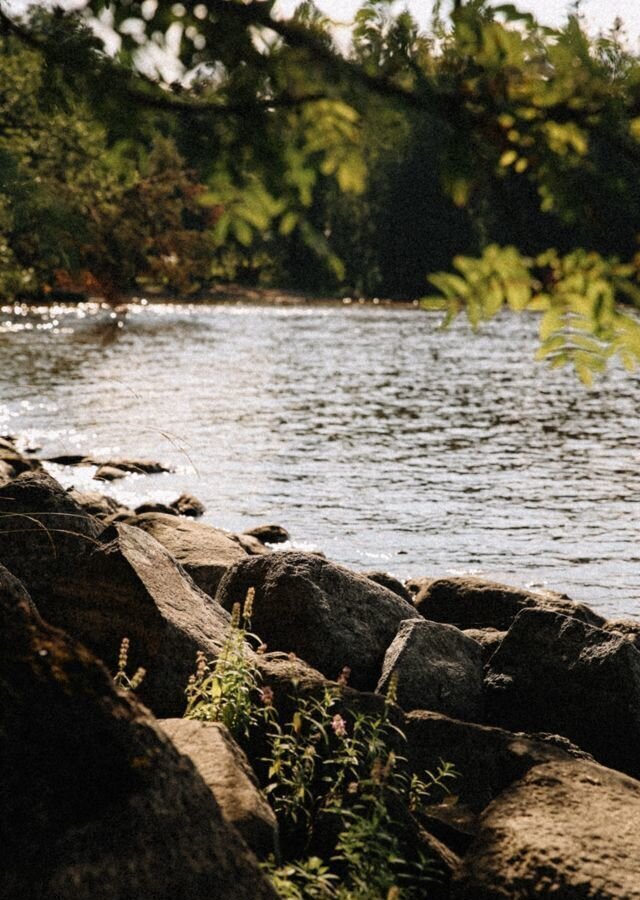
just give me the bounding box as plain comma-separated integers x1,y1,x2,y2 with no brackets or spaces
2,436,640,898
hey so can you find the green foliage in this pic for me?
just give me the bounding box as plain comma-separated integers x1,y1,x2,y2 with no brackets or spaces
184,590,265,740
185,605,456,898
3,0,640,376
423,245,640,383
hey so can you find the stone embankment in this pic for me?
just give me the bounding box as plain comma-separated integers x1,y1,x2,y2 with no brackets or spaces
1,435,640,898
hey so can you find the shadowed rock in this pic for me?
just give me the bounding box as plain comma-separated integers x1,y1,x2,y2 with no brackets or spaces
485,608,640,778
215,551,417,690
0,564,277,900
33,522,234,717
243,524,290,545
171,493,206,517
134,512,250,598
362,570,414,604
462,628,506,665
414,576,605,631
377,619,484,720
0,471,103,587
67,488,130,521
404,710,573,814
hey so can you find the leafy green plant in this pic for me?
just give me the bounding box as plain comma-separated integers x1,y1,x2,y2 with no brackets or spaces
423,244,640,383
184,588,265,741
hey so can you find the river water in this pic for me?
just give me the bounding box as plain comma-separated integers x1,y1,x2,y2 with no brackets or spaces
1,299,639,620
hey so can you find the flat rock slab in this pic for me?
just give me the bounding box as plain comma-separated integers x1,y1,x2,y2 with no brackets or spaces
0,565,276,900
414,576,604,631
453,759,640,899
134,512,250,598
215,551,417,690
161,719,278,858
377,619,484,720
485,608,640,779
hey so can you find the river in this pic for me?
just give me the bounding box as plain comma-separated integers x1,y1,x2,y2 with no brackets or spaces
1,299,639,620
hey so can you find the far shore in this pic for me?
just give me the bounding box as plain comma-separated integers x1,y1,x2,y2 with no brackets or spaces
5,282,422,309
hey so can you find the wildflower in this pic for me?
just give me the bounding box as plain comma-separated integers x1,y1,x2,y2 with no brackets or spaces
244,587,255,620
337,665,351,687
118,637,130,671
195,650,207,678
385,670,399,705
331,714,347,737
260,686,274,706
231,602,241,628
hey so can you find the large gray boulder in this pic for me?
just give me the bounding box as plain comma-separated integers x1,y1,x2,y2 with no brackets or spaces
215,551,417,689
134,512,251,598
485,608,640,778
453,759,640,899
0,476,233,716
34,522,233,717
160,719,278,858
0,564,276,900
0,471,103,588
377,619,484,720
414,576,605,631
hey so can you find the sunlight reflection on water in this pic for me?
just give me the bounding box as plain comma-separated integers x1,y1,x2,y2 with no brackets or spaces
1,300,639,619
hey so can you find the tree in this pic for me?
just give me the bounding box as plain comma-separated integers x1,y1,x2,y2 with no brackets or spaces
2,0,640,378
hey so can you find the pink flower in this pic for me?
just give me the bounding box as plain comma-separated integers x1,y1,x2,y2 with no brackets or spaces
331,714,347,737
260,686,274,706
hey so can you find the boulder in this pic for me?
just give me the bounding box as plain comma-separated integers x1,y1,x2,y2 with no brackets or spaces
67,488,130,521
215,551,417,690
603,618,640,651
0,471,103,589
135,502,179,516
33,522,234,717
404,710,571,814
362,570,414,604
0,564,276,900
235,532,272,555
44,453,89,465
160,719,278,858
171,493,206,517
0,459,16,482
462,628,506,664
0,445,41,475
134,513,250,598
243,524,290,545
93,456,172,474
94,464,128,481
452,759,640,899
414,576,605,631
485,608,640,778
405,576,434,598
377,619,484,721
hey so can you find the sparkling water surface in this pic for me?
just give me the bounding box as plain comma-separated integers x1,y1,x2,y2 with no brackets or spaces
1,299,639,620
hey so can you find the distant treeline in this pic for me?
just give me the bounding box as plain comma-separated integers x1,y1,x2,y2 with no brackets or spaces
1,3,640,303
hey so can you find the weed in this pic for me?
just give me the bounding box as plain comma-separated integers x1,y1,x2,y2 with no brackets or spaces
185,588,457,898
113,637,146,692
184,588,266,740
